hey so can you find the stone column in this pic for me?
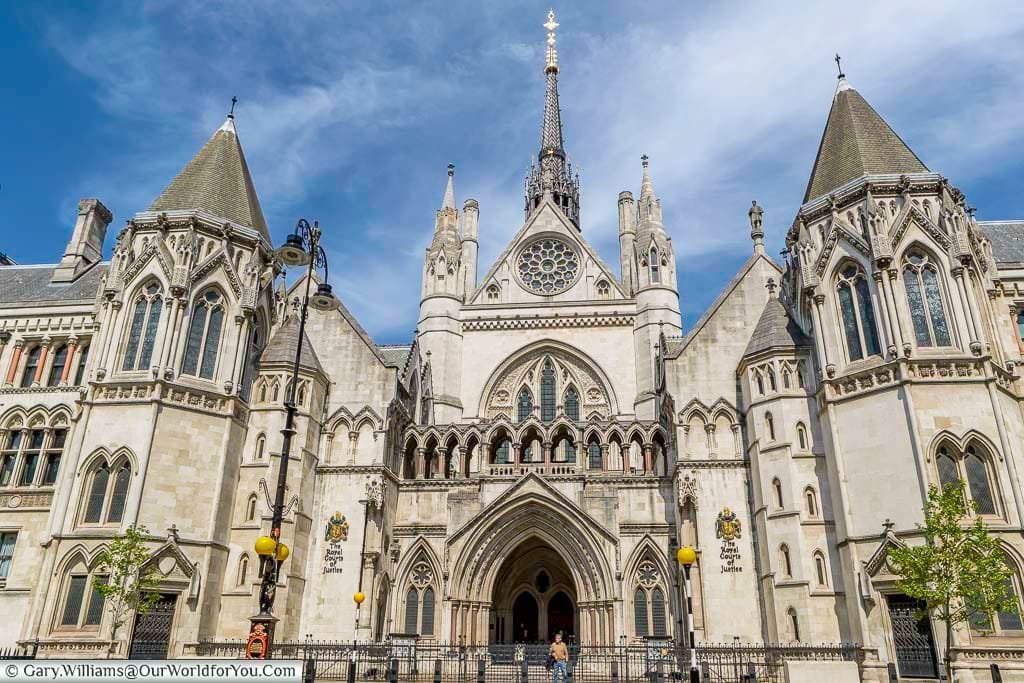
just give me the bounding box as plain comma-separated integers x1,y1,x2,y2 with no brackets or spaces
512,443,521,467
32,337,52,386
643,444,654,474
622,444,630,474
542,441,552,467
479,444,490,474
575,440,585,472
98,299,123,376
872,271,898,357
5,340,23,387
348,431,359,463
436,448,448,478
599,444,609,471
879,270,905,354
809,293,833,377
416,448,426,479
60,336,79,385
953,266,982,353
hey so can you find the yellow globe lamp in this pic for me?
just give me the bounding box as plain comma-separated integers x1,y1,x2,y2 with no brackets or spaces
275,543,290,562
255,536,276,557
676,546,697,566
353,592,366,606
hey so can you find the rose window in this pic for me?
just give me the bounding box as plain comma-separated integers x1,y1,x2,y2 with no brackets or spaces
517,239,580,294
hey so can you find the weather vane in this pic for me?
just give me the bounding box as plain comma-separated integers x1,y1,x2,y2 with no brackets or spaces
834,54,844,79
229,96,238,119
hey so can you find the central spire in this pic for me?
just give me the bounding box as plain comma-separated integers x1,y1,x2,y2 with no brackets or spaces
525,9,580,229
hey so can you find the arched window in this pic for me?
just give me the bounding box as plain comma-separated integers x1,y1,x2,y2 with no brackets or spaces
271,382,280,402
796,423,808,451
297,382,307,406
788,607,801,642
755,372,764,395
596,280,610,298
814,552,828,587
74,345,89,385
836,264,881,361
564,386,580,421
246,494,258,522
493,438,511,465
486,284,500,302
773,478,784,509
588,440,602,470
634,587,649,637
517,388,533,422
649,247,660,283
47,345,68,387
767,368,777,392
903,250,952,348
421,587,435,636
58,561,106,630
420,396,430,424
765,412,775,441
405,561,435,636
797,364,805,389
82,460,130,525
965,446,996,515
404,587,419,634
936,442,999,516
254,435,266,461
238,555,249,587
651,588,667,637
122,283,163,371
182,290,225,380
780,545,792,578
540,360,556,422
21,346,41,388
805,487,818,517
782,369,791,389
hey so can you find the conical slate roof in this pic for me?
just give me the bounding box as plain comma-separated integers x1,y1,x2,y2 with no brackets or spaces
149,117,270,240
743,297,811,358
260,317,326,375
803,78,927,203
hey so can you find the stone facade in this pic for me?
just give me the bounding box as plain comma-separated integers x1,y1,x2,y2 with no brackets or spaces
1,20,1024,682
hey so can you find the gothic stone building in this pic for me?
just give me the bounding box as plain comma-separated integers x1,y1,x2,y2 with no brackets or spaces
2,17,1024,681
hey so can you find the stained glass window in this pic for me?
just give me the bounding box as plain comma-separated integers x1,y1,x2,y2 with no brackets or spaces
838,283,863,361
634,588,649,637
837,265,880,361
540,361,556,422
183,291,224,379
122,284,162,371
588,441,602,470
517,388,533,422
904,252,951,348
965,448,995,515
564,386,580,421
855,277,881,356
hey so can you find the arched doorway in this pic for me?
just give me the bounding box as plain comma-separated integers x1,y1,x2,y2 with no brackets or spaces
490,537,577,643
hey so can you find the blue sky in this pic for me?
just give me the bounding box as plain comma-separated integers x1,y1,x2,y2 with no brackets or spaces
3,1,1024,344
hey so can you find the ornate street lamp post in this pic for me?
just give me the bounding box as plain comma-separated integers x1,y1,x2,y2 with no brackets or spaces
246,219,339,659
676,546,699,683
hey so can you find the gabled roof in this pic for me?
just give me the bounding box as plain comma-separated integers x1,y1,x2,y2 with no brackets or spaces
261,317,326,375
0,262,108,306
742,297,811,358
978,221,1024,265
149,117,270,240
803,78,928,203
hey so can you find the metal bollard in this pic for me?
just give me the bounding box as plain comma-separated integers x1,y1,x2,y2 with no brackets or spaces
886,662,897,683
477,656,486,683
434,658,442,683
992,663,1003,683
611,659,619,682
303,659,316,683
389,657,399,683
347,658,356,683
522,658,530,683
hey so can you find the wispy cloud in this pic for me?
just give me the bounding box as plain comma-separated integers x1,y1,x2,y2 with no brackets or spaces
25,0,1024,342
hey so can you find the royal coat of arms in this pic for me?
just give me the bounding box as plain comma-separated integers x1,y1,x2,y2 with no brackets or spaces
325,512,349,544
715,507,742,541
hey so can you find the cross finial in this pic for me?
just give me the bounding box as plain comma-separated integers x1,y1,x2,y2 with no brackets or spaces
641,154,649,168
544,9,559,33
834,53,845,79
447,163,455,177
544,9,560,71
883,518,895,531
229,96,238,119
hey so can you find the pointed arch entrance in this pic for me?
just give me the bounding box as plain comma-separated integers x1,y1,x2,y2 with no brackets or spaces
491,537,577,643
446,474,617,644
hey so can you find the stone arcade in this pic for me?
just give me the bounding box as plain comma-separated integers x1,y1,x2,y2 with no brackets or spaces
2,11,1024,682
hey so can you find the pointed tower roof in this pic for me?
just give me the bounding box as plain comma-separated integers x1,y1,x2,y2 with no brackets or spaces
524,9,580,228
441,163,456,211
636,155,667,246
743,296,811,358
803,72,928,203
427,164,461,261
149,112,270,240
260,317,326,375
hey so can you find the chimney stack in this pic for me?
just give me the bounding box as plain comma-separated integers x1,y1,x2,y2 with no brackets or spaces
52,199,112,283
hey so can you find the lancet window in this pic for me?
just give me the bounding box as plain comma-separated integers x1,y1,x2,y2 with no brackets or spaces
404,560,436,637
903,250,952,348
633,561,667,638
122,283,163,372
835,264,881,362
182,289,225,380
936,442,998,516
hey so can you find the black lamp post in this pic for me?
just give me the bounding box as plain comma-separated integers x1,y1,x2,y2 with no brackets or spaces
676,546,699,683
246,219,338,659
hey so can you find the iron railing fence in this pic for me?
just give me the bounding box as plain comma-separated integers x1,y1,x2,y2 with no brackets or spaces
0,641,38,660
192,640,862,683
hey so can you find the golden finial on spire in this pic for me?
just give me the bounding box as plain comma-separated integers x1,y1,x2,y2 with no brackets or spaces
544,9,559,72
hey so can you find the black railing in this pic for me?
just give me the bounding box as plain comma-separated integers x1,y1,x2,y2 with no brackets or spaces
192,640,862,683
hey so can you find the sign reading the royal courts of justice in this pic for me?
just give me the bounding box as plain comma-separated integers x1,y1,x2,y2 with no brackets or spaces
323,512,349,574
716,507,743,573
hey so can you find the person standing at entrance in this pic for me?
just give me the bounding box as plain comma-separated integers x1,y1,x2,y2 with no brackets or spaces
549,633,569,683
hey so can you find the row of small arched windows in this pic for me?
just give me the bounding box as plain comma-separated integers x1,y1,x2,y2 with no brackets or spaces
762,415,810,450
770,478,819,518
15,343,89,389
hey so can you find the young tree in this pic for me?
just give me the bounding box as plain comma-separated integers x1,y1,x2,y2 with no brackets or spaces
93,524,162,646
888,482,1018,682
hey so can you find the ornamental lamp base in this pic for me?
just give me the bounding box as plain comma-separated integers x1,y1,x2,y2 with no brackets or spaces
246,612,280,660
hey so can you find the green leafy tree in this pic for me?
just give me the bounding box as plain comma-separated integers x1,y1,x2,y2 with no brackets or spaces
93,524,162,644
888,482,1017,681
